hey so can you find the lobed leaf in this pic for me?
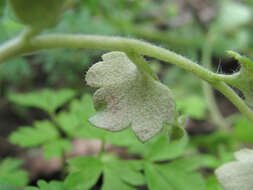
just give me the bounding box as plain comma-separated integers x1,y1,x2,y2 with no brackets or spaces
102,160,144,190
65,157,103,190
0,158,28,187
66,156,144,190
8,88,76,113
9,120,59,147
43,139,72,159
145,162,205,190
56,94,105,140
86,51,176,142
24,180,65,190
168,155,218,171
144,135,187,162
103,160,145,187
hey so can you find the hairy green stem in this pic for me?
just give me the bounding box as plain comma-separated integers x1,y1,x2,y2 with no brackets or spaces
0,34,237,83
126,52,158,80
0,33,252,123
30,34,237,83
0,27,39,63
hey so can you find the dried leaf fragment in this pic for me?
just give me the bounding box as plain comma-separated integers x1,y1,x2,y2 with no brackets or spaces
86,52,176,142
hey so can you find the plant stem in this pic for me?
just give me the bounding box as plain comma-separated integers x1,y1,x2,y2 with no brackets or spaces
201,29,230,130
213,82,253,124
0,34,237,83
49,112,68,178
30,34,238,83
0,27,39,64
98,140,106,157
0,33,252,123
126,52,158,80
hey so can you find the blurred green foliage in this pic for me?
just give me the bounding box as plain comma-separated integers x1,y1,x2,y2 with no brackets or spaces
1,0,253,189
0,158,28,187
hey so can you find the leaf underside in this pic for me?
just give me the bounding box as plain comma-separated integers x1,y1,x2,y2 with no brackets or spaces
215,149,253,190
86,51,176,142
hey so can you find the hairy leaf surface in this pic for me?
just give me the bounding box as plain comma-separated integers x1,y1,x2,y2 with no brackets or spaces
86,52,176,142
216,149,253,190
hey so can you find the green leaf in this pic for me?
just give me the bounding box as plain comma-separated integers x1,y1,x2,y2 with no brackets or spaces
69,94,96,122
9,120,59,147
145,163,174,190
227,51,253,108
0,58,31,83
65,157,103,190
43,139,72,159
0,158,28,187
192,131,235,153
145,135,187,162
56,111,105,140
176,95,207,120
234,116,253,143
66,156,144,190
168,155,219,171
102,169,135,190
145,163,205,190
104,160,145,187
216,149,253,190
38,180,65,190
86,51,176,142
105,128,141,147
0,181,18,190
24,187,39,190
0,1,6,20
102,160,144,190
57,94,106,139
8,88,76,113
25,180,65,190
206,176,223,190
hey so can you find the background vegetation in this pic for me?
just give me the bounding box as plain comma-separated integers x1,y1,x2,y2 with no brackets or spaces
1,0,253,189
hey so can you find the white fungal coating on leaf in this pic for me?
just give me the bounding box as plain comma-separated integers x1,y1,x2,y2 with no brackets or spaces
86,52,175,142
